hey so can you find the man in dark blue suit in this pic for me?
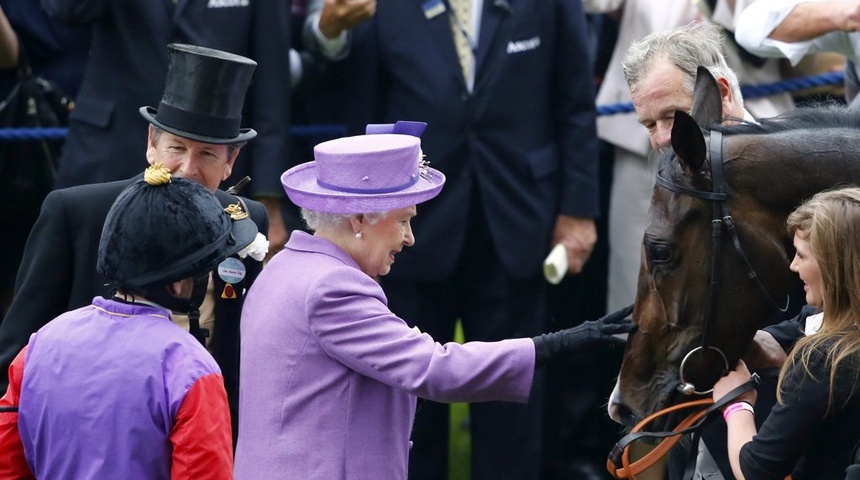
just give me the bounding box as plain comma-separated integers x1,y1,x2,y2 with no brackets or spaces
0,45,269,439
339,1,600,478
40,0,291,254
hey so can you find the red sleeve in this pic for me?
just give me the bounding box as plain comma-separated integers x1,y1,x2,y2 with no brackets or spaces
0,346,35,479
170,373,233,480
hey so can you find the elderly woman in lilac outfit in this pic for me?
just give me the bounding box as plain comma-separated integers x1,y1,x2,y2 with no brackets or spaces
233,122,635,480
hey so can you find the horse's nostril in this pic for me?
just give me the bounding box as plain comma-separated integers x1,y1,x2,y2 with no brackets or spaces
611,403,638,428
622,406,639,427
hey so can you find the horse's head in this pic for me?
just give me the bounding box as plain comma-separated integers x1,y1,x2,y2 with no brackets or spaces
609,68,797,429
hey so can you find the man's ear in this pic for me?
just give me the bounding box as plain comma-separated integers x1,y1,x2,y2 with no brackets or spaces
221,148,240,181
168,280,183,296
168,278,194,298
145,125,157,166
716,76,735,119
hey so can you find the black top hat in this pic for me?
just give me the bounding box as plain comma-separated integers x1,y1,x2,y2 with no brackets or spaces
139,44,258,144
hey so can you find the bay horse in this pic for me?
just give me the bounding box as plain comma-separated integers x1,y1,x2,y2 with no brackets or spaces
608,67,860,430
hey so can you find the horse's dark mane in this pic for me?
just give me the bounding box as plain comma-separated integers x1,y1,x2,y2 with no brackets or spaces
712,104,860,136
656,103,860,184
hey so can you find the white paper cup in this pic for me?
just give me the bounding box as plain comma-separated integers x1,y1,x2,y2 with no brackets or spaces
543,243,568,285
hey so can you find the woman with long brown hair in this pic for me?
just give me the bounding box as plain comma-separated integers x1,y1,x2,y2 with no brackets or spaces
714,187,860,479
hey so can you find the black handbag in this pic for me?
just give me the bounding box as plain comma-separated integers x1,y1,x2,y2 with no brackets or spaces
0,45,73,206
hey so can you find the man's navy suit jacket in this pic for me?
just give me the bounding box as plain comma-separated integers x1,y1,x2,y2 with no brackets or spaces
342,0,600,281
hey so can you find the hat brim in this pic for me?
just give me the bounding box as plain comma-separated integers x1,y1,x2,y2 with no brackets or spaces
221,214,259,258
281,161,446,214
140,106,257,145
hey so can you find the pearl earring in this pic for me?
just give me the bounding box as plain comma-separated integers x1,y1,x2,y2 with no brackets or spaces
355,232,362,239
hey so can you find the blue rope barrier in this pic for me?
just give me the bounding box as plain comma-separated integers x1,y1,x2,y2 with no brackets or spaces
0,71,847,142
742,70,844,98
595,70,845,116
0,127,69,141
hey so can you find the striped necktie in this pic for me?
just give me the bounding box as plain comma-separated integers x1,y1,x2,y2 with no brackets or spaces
448,0,474,88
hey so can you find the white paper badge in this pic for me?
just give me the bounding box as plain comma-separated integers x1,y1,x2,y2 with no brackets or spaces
217,257,247,284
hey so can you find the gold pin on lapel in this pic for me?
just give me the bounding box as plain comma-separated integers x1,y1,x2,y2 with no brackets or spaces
224,203,249,220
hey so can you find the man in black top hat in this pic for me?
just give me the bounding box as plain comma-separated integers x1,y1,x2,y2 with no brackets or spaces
40,0,290,256
0,44,269,437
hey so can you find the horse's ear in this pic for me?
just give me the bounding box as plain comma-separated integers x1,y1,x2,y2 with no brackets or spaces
690,66,723,127
671,111,706,173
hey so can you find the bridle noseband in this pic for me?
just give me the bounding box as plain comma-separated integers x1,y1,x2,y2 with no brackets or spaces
654,130,789,395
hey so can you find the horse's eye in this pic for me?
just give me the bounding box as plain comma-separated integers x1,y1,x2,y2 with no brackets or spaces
649,243,674,265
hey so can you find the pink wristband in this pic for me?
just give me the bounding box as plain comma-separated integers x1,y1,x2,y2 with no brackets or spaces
722,401,754,421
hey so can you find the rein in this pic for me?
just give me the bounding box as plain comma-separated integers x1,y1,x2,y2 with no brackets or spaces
606,374,760,480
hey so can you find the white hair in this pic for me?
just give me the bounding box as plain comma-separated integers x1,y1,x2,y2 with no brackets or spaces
300,209,387,232
622,21,744,107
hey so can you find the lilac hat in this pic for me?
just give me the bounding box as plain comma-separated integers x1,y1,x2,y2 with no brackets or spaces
281,124,445,214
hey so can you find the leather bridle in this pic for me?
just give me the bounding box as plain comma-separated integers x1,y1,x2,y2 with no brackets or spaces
606,374,760,480
606,130,789,480
654,130,788,395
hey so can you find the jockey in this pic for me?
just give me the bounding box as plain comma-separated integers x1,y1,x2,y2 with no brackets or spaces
0,165,257,479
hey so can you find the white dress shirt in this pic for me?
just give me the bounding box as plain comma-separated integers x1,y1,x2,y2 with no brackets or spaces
736,0,860,65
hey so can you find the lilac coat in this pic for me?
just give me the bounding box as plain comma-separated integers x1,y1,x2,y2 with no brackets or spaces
234,232,535,479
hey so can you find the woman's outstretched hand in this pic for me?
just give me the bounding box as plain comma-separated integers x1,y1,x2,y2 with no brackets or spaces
532,305,636,367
